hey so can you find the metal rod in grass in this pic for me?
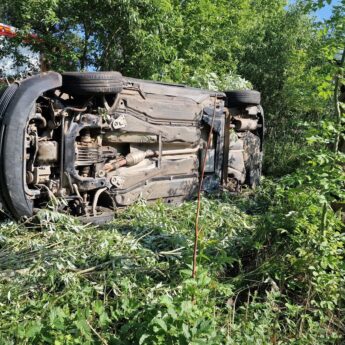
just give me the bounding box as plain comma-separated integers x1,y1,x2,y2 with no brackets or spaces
192,96,218,279
334,46,345,153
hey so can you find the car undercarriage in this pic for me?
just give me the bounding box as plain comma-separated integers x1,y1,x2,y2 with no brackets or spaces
0,71,264,223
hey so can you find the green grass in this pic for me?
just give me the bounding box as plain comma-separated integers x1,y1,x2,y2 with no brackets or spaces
0,179,344,344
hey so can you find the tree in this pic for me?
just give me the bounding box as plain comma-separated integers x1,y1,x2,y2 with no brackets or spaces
0,0,337,176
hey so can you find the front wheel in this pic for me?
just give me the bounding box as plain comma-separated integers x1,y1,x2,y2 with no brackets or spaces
225,90,261,107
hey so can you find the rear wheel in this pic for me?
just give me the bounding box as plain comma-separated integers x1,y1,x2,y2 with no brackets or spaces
242,131,262,188
62,71,123,96
226,90,261,107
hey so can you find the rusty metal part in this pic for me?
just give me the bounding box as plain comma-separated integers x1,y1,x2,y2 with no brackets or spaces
146,147,199,156
103,93,120,111
26,171,34,184
104,157,127,172
97,170,106,178
110,156,197,190
125,151,147,166
31,113,47,128
245,105,260,115
110,175,125,188
72,183,83,201
33,166,51,184
80,129,92,143
63,106,88,113
112,114,127,129
114,176,198,206
233,117,258,131
104,147,200,173
103,133,157,143
75,145,117,166
59,111,67,192
59,104,84,119
37,141,58,163
81,166,91,177
92,187,107,215
228,167,245,183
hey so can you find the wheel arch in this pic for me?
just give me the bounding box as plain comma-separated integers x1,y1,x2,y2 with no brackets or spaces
0,72,62,219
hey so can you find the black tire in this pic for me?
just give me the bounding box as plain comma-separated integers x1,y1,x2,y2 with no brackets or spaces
0,84,19,120
247,166,262,189
243,132,262,188
225,90,261,107
0,72,62,220
0,84,19,214
62,71,123,95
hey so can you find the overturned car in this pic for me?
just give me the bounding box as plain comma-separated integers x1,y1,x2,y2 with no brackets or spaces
0,72,264,223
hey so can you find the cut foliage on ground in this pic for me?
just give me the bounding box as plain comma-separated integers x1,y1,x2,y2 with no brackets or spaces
0,173,343,344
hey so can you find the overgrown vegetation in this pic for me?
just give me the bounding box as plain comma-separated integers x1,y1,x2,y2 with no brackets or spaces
0,173,343,343
0,0,344,343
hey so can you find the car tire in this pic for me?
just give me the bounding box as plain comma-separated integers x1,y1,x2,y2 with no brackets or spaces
0,72,62,220
62,71,123,95
242,131,262,188
0,84,19,120
247,166,262,189
226,90,261,106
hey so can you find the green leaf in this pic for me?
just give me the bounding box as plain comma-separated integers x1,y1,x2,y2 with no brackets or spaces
182,323,191,340
75,318,91,339
139,334,150,344
181,301,193,315
26,320,43,338
154,318,168,332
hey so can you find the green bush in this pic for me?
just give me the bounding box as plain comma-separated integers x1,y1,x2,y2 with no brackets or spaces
0,169,343,344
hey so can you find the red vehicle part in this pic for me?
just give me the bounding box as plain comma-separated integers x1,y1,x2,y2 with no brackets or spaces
0,23,16,38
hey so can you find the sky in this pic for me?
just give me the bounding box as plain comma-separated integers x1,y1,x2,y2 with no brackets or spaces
289,0,341,20
314,0,341,20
